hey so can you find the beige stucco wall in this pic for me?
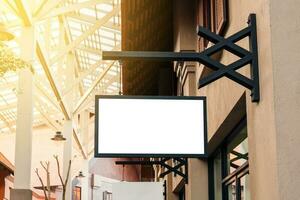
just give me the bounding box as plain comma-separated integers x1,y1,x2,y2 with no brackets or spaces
223,1,280,200
269,0,300,199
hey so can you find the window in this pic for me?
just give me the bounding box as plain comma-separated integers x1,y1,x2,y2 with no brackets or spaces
72,186,81,200
103,191,112,200
178,187,185,200
197,0,212,51
197,0,229,78
209,118,250,200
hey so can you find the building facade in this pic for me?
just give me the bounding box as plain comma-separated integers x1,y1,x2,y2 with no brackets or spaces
121,0,300,200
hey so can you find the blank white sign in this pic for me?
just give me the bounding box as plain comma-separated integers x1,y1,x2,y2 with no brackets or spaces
95,96,206,157
112,182,164,200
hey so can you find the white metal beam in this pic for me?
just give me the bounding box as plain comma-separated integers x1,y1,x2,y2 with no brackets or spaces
0,113,14,133
14,0,32,26
2,0,20,18
36,42,70,119
57,42,120,98
67,13,121,31
36,42,87,159
32,0,48,18
34,80,61,111
76,42,120,55
59,15,84,96
61,59,104,96
0,82,16,90
76,46,103,55
104,74,119,89
36,0,113,20
50,6,119,65
78,74,120,112
34,95,62,131
33,0,66,19
73,61,116,115
0,103,17,112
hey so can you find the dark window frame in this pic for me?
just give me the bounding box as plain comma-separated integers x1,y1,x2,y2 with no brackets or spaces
178,186,185,200
208,117,249,200
198,0,212,51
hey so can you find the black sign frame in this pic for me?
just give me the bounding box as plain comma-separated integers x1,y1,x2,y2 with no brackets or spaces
94,95,208,158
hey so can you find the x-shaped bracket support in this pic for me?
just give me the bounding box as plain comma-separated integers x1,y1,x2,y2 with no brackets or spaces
102,14,259,102
158,158,188,182
198,14,259,102
115,157,188,183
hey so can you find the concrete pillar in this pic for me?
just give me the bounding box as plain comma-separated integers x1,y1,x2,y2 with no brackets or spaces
185,159,208,200
80,110,90,200
62,52,76,200
61,53,75,199
11,26,35,200
183,63,208,200
166,177,177,200
269,0,300,199
80,110,90,152
62,120,73,200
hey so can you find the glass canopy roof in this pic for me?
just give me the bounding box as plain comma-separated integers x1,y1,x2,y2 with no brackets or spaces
0,0,121,137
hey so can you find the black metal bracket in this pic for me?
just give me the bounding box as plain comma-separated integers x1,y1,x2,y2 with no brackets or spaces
102,14,259,102
115,158,188,183
197,14,259,102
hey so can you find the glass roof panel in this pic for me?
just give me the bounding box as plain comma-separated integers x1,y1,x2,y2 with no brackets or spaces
0,0,121,134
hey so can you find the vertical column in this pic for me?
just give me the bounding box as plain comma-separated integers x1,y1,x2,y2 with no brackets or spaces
183,63,208,200
246,0,300,200
11,26,35,200
271,1,300,199
62,52,76,200
80,110,90,200
62,120,73,200
81,110,90,153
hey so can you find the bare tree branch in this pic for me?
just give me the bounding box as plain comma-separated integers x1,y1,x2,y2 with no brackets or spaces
35,168,49,200
54,155,72,200
40,161,51,200
64,160,72,186
40,161,47,171
54,155,64,186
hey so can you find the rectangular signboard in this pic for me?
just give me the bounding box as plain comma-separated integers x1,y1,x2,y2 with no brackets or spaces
95,95,207,158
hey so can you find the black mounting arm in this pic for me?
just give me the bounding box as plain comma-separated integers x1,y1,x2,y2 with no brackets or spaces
115,158,188,183
197,14,259,102
102,14,259,102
